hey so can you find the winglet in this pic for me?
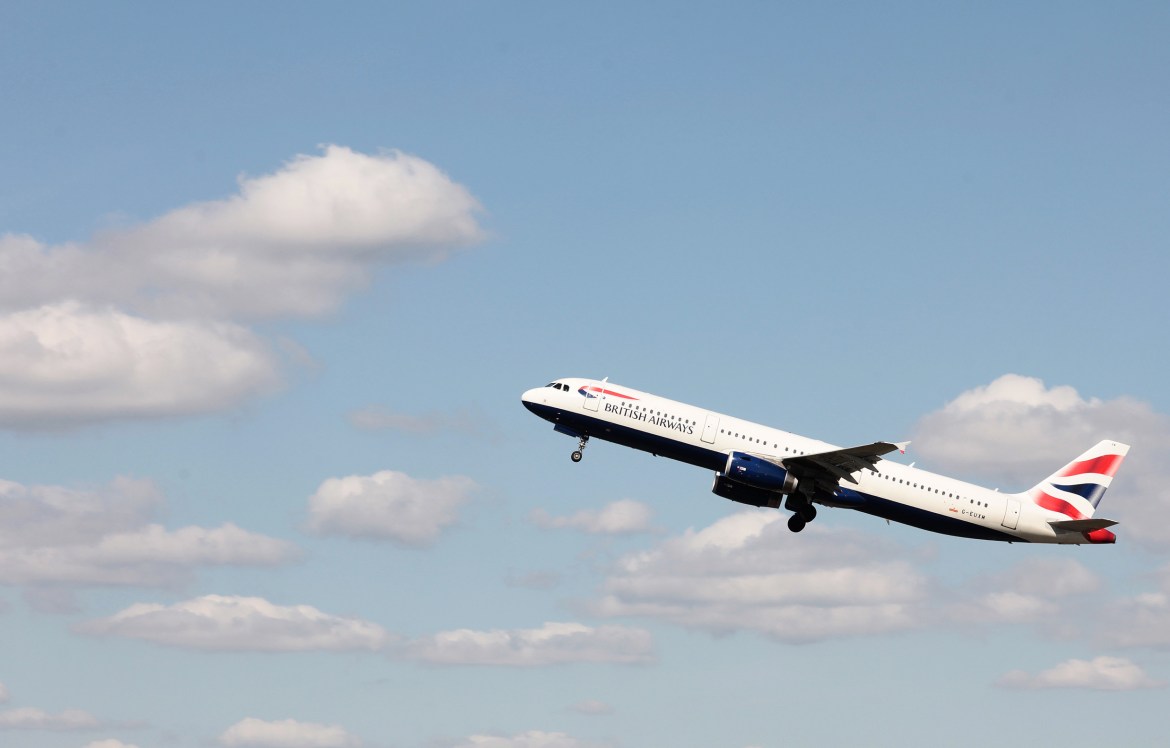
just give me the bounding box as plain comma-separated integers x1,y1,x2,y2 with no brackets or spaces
894,441,910,455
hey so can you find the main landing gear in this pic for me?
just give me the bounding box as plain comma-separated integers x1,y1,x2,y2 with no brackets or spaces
571,435,589,462
785,497,817,533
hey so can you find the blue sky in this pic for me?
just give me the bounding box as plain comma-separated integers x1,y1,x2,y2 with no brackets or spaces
1,3,1169,747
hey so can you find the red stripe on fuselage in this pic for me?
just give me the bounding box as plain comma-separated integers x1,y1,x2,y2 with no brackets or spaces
1035,492,1087,520
584,387,638,400
1059,454,1124,478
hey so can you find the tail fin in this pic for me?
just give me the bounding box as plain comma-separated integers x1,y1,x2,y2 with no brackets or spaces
1028,440,1130,521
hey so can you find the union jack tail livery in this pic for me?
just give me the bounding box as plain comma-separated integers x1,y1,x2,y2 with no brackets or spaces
1025,440,1129,543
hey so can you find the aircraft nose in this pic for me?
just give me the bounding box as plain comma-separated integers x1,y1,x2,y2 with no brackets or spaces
521,387,544,414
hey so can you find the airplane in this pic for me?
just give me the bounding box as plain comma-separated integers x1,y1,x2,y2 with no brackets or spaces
521,378,1128,544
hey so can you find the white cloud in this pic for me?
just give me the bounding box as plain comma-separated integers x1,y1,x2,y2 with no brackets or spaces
586,508,1116,643
0,707,102,730
0,146,483,428
567,700,612,716
996,557,1103,599
998,656,1165,691
84,741,141,748
592,510,929,643
1099,566,1170,650
403,621,654,666
912,374,1170,547
0,146,484,320
453,731,606,748
219,717,362,748
946,558,1103,629
0,303,279,429
305,470,475,547
531,500,654,535
0,477,298,591
75,595,389,652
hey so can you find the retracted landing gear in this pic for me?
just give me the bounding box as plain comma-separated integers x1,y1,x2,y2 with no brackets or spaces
571,434,589,462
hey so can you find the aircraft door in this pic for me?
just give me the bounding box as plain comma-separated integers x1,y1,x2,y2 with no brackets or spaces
701,414,719,444
582,386,600,412
1001,498,1021,530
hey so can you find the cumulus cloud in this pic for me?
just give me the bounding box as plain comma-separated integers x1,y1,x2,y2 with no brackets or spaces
586,508,1117,643
530,500,654,535
591,510,930,643
402,621,654,666
75,595,389,652
305,470,475,547
912,374,1170,547
0,303,279,429
0,146,483,428
1098,565,1170,650
998,656,1166,691
0,476,298,594
219,717,362,747
0,146,484,320
947,558,1103,630
0,707,102,730
452,730,606,748
996,557,1103,599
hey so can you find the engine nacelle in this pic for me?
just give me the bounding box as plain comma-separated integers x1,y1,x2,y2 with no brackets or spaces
724,452,798,494
712,474,783,508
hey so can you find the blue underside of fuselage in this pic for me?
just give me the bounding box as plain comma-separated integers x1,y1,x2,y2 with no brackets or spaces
828,488,1020,542
527,401,1024,543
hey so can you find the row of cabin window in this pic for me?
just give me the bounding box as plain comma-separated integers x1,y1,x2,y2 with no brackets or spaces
624,404,696,425
719,429,805,455
875,473,989,508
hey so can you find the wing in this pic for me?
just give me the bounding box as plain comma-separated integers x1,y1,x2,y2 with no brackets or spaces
758,441,909,501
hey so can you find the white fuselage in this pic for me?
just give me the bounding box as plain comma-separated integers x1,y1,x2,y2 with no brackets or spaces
522,378,1102,544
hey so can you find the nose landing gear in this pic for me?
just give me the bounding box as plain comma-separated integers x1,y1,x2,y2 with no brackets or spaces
571,435,589,462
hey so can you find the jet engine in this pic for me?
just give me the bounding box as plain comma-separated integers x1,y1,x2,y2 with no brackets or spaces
711,452,800,508
712,474,782,508
724,452,798,494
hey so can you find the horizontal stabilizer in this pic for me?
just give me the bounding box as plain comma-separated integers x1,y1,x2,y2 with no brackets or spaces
1049,518,1118,532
